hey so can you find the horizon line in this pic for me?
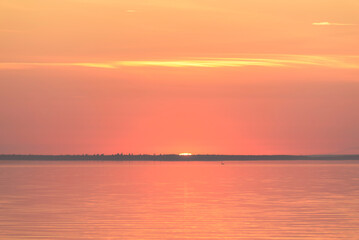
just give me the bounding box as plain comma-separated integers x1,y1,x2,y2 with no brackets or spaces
1,154,359,156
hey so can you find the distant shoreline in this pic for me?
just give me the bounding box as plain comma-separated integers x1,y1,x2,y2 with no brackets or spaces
1,154,359,161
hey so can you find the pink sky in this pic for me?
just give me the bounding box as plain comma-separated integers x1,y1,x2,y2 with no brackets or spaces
1,0,359,154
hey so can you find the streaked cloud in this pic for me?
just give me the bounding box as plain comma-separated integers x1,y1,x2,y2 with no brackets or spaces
117,59,284,68
1,55,359,70
312,22,356,26
117,55,359,69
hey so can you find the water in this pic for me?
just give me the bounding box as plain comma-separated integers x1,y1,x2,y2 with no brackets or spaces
1,160,359,239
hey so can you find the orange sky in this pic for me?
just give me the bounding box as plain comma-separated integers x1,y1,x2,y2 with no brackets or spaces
1,0,359,154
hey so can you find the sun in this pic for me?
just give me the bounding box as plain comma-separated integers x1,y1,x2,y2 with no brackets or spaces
179,153,192,156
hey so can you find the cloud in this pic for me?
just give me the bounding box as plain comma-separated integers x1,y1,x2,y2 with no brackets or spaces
312,22,356,26
117,59,284,68
1,55,359,70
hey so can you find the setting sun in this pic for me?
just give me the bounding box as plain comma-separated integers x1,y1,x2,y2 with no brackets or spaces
179,153,192,156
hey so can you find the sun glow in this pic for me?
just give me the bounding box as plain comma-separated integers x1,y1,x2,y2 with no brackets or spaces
179,153,192,156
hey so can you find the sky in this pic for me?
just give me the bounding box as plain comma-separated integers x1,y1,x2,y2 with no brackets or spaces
1,0,359,155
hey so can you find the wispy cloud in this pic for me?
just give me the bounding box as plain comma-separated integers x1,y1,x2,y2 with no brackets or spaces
117,59,284,68
1,55,359,70
312,22,356,26
117,55,359,69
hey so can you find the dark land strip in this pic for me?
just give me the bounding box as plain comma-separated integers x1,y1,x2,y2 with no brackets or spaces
1,154,359,161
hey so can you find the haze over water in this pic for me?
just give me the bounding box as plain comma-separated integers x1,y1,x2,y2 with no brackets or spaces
1,160,359,239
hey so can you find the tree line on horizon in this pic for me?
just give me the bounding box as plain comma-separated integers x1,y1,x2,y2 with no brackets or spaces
0,154,359,161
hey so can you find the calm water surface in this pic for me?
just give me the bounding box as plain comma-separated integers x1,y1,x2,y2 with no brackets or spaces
1,160,359,239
